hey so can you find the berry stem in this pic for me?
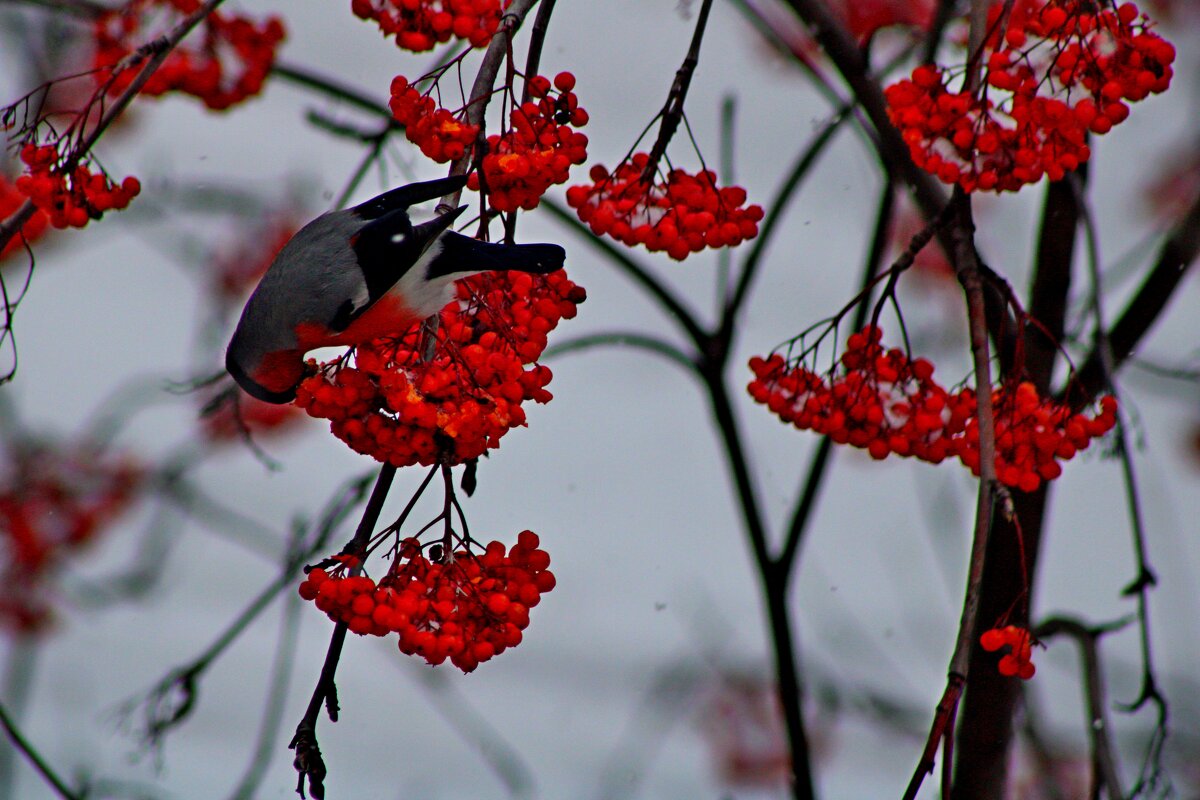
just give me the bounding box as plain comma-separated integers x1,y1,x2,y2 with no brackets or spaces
904,191,999,799
446,0,541,199
0,0,231,257
640,0,714,184
290,463,396,799
0,697,80,800
1034,616,1127,795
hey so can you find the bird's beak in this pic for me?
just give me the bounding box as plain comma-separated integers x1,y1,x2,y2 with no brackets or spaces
412,205,468,252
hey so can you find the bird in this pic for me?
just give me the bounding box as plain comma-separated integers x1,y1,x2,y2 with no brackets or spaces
225,174,565,404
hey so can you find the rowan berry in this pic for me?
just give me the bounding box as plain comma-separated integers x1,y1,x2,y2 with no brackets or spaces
299,532,555,673
884,0,1174,193
980,625,1037,679
0,441,142,633
748,327,1117,490
296,268,585,467
93,0,284,110
568,153,763,260
466,73,589,213
351,0,505,52
14,142,140,230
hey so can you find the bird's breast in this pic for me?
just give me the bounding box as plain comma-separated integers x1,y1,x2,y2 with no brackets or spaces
294,291,427,352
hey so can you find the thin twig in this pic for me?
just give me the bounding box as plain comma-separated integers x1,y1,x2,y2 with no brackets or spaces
544,331,695,373
541,197,709,346
1069,174,1169,794
777,178,896,572
227,535,308,800
905,188,998,800
1035,615,1130,797
289,465,395,800
640,0,715,182
723,99,856,326
0,700,82,800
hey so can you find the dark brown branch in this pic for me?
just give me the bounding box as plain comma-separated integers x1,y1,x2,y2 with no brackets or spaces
290,464,395,800
541,197,710,346
906,190,1001,800
1066,190,1200,407
777,178,896,571
640,0,715,182
1035,616,1128,797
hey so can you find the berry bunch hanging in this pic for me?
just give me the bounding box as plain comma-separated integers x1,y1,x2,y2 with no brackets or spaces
747,326,1117,491
93,0,286,111
295,268,585,467
0,442,142,632
389,76,480,163
0,174,49,259
466,72,589,213
299,531,555,673
351,0,507,53
980,625,1038,679
14,143,140,229
884,0,1175,192
567,152,764,261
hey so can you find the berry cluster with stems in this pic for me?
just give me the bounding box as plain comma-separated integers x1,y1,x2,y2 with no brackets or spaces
351,0,507,52
93,0,286,111
0,175,49,258
981,624,1038,679
389,75,481,164
747,326,1118,492
466,71,590,213
884,0,1175,192
296,269,585,467
300,530,553,673
0,443,141,632
567,153,764,261
15,143,140,229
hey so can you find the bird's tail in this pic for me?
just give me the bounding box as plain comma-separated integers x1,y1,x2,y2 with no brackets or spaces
432,231,565,278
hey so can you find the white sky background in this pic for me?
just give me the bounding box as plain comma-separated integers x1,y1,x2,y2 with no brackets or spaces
2,1,1200,798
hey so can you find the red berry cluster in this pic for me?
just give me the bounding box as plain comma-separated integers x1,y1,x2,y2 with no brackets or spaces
15,143,140,229
299,531,555,673
389,76,480,163
466,72,589,213
747,327,1117,492
0,443,141,633
295,269,585,467
980,625,1037,679
94,0,285,111
567,153,764,261
0,175,49,259
350,0,506,52
884,1,1175,192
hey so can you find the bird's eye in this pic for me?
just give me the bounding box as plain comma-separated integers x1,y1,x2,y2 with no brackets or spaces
391,232,407,244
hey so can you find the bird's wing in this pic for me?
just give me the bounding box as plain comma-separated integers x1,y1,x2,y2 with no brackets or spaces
429,232,566,278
